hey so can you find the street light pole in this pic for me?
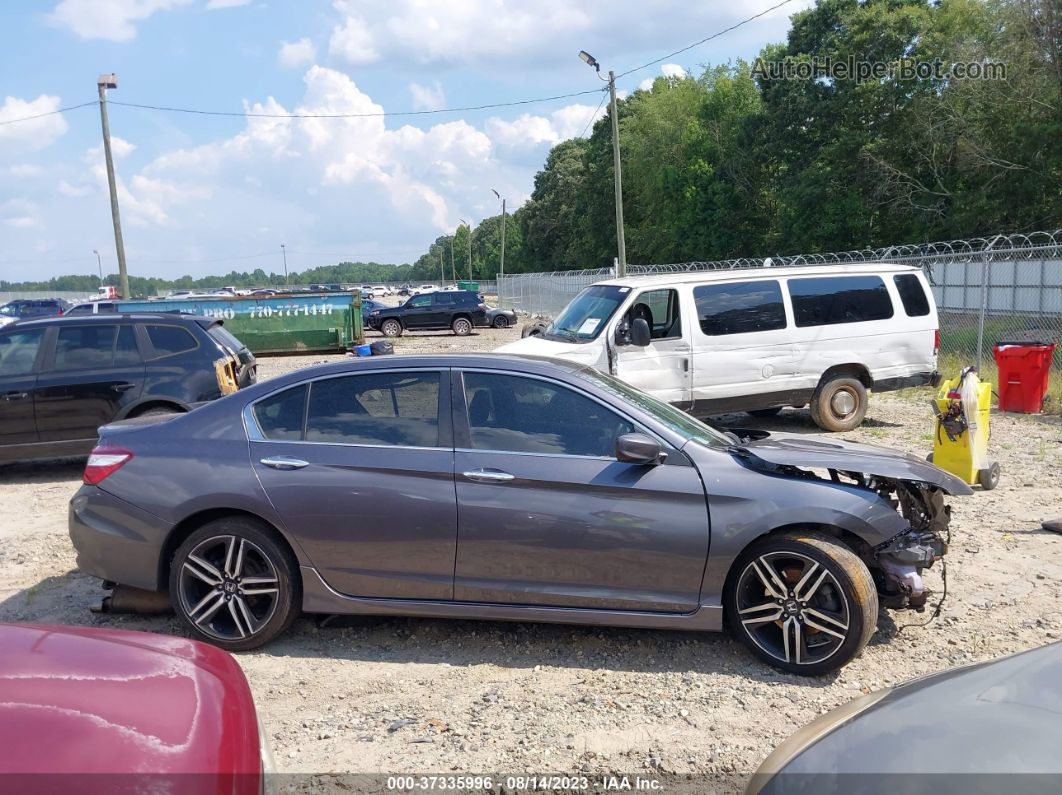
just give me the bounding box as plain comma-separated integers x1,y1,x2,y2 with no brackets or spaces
579,52,627,276
492,189,507,278
97,73,130,298
280,243,289,287
93,249,102,282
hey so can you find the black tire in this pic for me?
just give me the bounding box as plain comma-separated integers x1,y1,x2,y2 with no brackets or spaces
452,316,473,336
810,375,868,432
521,322,547,339
380,319,403,338
977,461,1001,490
134,405,182,418
748,407,783,418
926,452,934,463
492,315,510,329
726,532,878,676
169,516,299,652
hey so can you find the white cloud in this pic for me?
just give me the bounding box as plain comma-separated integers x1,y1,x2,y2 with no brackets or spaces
0,95,69,153
84,136,137,163
47,0,192,42
206,0,251,8
486,103,605,150
8,164,44,178
59,180,92,197
328,6,379,65
1,199,41,229
408,81,446,112
661,63,687,79
278,37,316,69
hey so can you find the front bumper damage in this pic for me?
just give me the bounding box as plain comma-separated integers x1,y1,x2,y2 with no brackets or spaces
871,482,951,611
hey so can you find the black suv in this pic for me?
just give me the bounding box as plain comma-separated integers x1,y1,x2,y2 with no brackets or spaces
366,290,488,337
0,314,256,463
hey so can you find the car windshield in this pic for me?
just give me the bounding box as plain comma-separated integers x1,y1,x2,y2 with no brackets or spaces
0,304,19,316
544,285,629,343
578,366,732,449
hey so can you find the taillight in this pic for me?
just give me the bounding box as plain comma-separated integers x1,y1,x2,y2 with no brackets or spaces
934,330,940,356
83,446,134,485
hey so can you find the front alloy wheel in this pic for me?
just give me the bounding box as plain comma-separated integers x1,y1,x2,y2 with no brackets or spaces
727,533,877,675
452,317,472,336
380,319,402,337
170,518,298,651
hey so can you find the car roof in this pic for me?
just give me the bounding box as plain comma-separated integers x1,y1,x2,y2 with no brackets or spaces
592,261,923,289
9,313,216,329
272,353,588,381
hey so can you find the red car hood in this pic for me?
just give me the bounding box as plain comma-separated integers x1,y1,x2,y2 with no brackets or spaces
0,624,261,783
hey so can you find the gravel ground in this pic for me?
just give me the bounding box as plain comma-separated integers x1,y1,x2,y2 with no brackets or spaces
1,326,1061,787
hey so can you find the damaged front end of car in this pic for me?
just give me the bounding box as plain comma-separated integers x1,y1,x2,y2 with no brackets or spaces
729,432,972,614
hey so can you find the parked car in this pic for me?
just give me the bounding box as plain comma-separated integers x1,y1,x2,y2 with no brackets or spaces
68,353,969,672
64,301,119,315
0,313,256,463
249,289,278,297
486,306,517,329
360,298,387,322
397,285,412,297
372,285,393,297
0,623,270,788
365,290,487,336
748,641,1062,793
415,284,439,294
0,299,70,328
497,263,940,431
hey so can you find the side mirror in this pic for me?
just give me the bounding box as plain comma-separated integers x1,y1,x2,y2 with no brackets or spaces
629,317,651,347
615,433,667,465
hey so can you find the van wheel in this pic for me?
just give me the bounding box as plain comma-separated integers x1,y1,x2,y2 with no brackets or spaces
726,532,878,676
810,376,867,432
380,319,403,338
748,407,783,418
452,317,472,336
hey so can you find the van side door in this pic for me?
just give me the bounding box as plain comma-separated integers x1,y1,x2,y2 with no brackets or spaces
613,287,693,409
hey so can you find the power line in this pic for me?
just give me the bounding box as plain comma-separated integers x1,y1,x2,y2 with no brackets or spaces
615,0,798,79
108,88,604,120
577,88,610,139
0,100,98,127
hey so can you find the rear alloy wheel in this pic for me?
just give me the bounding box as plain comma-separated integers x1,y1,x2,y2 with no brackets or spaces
810,375,868,432
380,319,403,338
726,533,877,675
492,314,510,329
452,317,473,336
170,518,298,651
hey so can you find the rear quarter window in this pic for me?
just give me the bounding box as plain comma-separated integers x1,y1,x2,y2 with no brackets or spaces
254,385,307,441
893,273,931,317
145,324,198,357
788,275,894,327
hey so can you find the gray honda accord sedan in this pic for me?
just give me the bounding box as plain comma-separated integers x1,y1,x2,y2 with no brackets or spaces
69,354,971,675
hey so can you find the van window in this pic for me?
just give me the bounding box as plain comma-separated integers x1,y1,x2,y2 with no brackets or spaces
788,275,894,327
629,289,681,339
694,280,786,336
893,273,930,317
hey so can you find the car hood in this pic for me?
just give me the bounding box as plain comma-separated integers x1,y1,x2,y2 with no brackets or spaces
495,335,603,367
0,624,261,776
734,433,974,495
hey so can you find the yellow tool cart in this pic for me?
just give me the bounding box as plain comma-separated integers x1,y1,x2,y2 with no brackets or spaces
929,367,1000,490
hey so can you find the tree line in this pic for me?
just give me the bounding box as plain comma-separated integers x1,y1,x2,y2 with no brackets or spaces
6,0,1058,295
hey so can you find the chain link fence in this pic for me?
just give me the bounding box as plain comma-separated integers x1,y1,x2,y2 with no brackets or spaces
498,230,1062,408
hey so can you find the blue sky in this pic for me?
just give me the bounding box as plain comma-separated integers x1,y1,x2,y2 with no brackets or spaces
0,0,808,281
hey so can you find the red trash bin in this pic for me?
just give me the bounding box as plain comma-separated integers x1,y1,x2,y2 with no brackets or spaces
993,341,1056,413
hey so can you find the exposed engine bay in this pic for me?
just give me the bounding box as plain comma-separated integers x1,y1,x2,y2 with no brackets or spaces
724,427,965,614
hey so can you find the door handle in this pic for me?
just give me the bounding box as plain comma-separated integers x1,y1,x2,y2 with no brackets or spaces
260,456,310,470
462,468,515,483
1,391,28,402
111,383,135,392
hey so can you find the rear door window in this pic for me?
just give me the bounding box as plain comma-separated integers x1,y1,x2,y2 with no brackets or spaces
145,324,198,357
694,280,786,335
254,384,307,441
305,372,441,447
893,273,931,317
52,325,119,370
788,275,894,327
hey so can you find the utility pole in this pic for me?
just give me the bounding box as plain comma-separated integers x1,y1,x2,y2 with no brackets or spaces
459,218,473,281
492,189,507,277
579,53,627,276
93,249,102,282
438,247,444,284
449,236,456,283
280,243,289,287
97,74,130,298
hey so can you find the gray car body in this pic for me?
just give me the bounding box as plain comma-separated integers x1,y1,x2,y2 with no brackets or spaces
70,354,962,632
753,641,1062,793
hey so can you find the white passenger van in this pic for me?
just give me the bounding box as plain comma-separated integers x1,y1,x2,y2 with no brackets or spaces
497,263,939,431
